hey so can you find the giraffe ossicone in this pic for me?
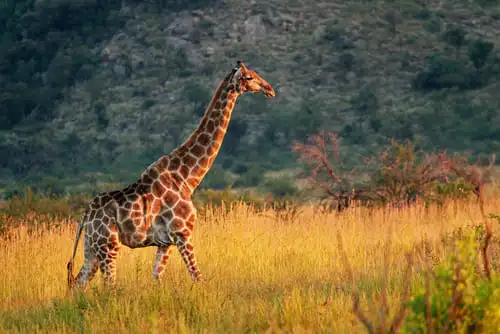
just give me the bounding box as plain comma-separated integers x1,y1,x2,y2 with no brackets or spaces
67,61,275,289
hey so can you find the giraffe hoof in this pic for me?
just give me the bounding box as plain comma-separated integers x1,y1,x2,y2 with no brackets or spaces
194,276,205,284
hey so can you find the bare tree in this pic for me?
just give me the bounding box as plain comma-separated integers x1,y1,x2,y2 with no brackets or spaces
293,134,451,208
292,132,367,211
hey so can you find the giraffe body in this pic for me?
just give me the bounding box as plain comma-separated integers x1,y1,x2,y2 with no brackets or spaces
67,61,275,289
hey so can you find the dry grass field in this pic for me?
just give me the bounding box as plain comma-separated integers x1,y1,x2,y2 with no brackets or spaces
0,199,498,333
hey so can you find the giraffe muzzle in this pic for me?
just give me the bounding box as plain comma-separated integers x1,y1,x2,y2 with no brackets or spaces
262,85,275,98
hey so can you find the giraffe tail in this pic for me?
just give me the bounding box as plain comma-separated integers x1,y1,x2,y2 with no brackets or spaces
67,209,87,290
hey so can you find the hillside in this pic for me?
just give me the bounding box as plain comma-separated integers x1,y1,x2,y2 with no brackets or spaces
1,0,500,193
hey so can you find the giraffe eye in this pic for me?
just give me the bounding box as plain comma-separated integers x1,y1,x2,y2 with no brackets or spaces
244,76,253,81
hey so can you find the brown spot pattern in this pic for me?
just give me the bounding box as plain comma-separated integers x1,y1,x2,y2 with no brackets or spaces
169,157,181,171
184,154,197,168
191,144,205,156
198,133,211,145
174,201,191,218
164,191,179,207
152,181,166,197
180,165,190,179
149,168,159,179
206,121,215,133
170,218,184,230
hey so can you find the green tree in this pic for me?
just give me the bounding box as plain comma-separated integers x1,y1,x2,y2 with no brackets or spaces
442,26,467,59
468,39,494,69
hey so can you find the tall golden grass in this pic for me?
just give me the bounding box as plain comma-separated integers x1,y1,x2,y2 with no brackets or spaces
0,199,498,333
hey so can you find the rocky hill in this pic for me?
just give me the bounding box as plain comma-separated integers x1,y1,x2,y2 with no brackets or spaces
1,0,500,193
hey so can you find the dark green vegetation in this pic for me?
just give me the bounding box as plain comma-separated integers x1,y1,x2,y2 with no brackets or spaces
1,0,500,195
343,222,500,333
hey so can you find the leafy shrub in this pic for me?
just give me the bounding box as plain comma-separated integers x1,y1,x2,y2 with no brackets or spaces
322,25,354,50
350,87,379,116
474,0,500,6
338,52,355,71
434,178,476,202
141,99,156,110
263,176,299,199
193,186,237,208
442,26,467,55
412,54,488,91
183,82,211,116
368,140,449,205
233,167,265,188
133,0,218,12
468,39,494,69
199,164,235,190
0,0,125,130
224,118,249,154
0,187,88,219
404,232,500,333
345,221,498,333
423,17,442,33
413,8,432,20
94,101,109,129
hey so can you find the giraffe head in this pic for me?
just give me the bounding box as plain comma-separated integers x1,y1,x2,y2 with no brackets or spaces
232,61,275,98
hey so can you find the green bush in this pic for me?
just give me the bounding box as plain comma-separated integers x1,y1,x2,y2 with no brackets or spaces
475,0,500,7
199,164,234,190
0,0,125,131
338,52,355,71
434,178,476,203
404,231,500,333
442,26,467,50
468,39,494,69
10,188,86,215
233,167,265,188
131,0,218,12
183,82,211,116
193,186,237,208
141,99,156,110
412,54,488,91
413,8,432,20
369,140,448,205
263,176,299,199
423,17,442,33
94,101,109,129
322,25,354,50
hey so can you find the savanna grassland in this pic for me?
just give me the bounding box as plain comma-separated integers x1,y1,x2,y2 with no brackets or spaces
0,198,499,333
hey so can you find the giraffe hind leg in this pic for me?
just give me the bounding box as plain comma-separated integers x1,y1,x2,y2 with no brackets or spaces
152,245,174,280
90,215,121,288
96,243,120,288
175,233,203,282
74,244,99,290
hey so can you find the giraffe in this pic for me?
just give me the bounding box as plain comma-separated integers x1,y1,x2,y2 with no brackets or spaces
67,61,275,289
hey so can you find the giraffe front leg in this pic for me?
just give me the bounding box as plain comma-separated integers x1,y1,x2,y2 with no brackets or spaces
152,245,173,280
175,232,203,282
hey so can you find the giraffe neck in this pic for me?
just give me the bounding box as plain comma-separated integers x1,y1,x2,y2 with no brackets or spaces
168,74,239,192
